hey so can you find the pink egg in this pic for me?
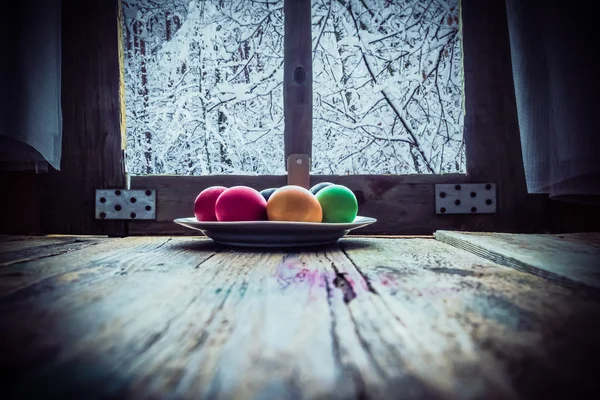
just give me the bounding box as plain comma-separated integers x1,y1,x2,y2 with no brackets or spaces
215,186,267,222
194,186,227,221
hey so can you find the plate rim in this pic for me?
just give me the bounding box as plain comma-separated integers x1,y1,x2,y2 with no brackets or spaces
173,216,376,247
174,215,377,228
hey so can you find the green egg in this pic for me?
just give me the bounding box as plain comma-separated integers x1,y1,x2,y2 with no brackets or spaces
315,184,358,223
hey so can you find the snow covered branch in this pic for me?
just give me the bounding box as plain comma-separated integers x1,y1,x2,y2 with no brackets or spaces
123,0,464,175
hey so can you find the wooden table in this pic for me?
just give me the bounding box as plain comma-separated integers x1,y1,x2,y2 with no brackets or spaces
1,234,599,399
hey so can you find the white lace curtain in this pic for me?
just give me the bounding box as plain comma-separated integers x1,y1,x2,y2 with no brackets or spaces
505,0,600,205
0,0,62,172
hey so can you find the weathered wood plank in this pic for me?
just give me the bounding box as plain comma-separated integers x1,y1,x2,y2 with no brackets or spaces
127,221,194,235
0,237,220,399
123,250,348,399
340,238,600,398
2,237,600,399
1,238,437,399
434,231,600,290
0,236,104,267
323,248,449,399
0,237,213,298
331,241,516,399
0,235,102,251
1,245,350,399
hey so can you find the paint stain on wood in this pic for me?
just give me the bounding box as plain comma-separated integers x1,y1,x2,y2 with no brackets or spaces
333,272,356,303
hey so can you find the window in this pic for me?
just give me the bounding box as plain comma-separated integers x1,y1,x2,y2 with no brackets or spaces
311,0,464,174
119,0,525,235
122,0,464,176
41,0,527,235
123,0,285,175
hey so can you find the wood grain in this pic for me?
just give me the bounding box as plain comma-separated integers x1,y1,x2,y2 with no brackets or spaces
41,0,126,236
461,0,535,233
434,231,600,290
0,235,100,253
1,240,345,399
121,250,348,399
0,236,104,267
1,236,600,399
340,238,600,399
0,237,212,297
0,237,219,399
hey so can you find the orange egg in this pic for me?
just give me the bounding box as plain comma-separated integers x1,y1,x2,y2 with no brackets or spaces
267,185,323,222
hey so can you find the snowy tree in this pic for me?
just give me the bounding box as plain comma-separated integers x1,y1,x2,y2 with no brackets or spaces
122,0,464,175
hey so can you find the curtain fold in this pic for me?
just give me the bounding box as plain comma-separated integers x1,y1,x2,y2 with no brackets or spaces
0,0,62,171
505,0,600,204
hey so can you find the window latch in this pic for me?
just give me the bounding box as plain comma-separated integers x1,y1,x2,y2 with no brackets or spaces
287,154,311,189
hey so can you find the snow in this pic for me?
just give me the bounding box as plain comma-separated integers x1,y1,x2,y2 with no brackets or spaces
337,36,360,47
122,0,465,176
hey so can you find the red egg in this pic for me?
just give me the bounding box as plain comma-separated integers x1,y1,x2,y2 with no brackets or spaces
215,186,267,222
194,186,227,221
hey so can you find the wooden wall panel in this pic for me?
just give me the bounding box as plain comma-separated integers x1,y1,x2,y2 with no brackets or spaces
41,0,126,236
461,0,535,232
0,172,42,235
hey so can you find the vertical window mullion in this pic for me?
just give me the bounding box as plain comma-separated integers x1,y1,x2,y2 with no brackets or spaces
283,0,313,169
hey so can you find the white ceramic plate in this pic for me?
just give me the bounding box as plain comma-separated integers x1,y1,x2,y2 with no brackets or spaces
174,216,377,247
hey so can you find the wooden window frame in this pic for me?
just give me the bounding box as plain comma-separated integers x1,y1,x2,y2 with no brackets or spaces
128,0,526,235
34,0,598,236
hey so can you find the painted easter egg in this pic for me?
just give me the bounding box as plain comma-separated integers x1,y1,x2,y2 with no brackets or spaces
215,186,267,222
259,187,278,202
267,185,322,222
194,186,227,221
315,185,358,223
309,182,334,195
